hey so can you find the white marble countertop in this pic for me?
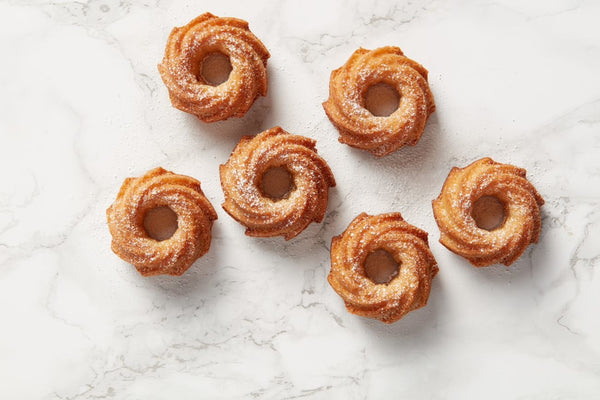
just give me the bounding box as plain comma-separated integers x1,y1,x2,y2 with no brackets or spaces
1,0,599,398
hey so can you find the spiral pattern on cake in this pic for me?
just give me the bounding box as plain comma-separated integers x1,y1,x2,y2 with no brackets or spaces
432,157,544,267
328,213,438,324
323,46,435,157
158,13,269,122
220,127,336,240
107,167,218,276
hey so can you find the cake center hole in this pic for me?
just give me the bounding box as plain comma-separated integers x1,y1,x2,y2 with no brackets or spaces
200,52,232,86
472,195,507,231
364,83,400,117
143,206,178,241
364,249,400,285
260,167,295,200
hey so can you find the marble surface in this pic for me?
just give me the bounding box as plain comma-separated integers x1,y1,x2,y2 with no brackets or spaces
1,0,599,398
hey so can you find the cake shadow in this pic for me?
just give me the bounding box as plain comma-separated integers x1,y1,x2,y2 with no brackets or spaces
429,240,536,320
455,245,536,285
248,186,345,260
138,222,225,297
357,271,446,348
182,63,277,140
249,222,330,262
347,112,444,174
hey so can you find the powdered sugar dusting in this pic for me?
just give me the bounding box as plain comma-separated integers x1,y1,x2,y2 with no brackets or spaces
323,47,434,157
220,127,335,239
158,13,269,122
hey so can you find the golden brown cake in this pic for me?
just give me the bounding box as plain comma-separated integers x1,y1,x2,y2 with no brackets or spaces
107,167,218,276
432,157,544,267
323,46,435,157
220,127,336,240
158,13,269,122
328,213,438,324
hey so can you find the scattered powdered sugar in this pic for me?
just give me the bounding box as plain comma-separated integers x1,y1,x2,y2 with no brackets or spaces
220,129,335,238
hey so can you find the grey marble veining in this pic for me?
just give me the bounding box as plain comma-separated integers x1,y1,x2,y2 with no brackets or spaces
1,0,599,398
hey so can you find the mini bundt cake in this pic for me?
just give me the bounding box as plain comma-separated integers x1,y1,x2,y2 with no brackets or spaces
107,167,217,276
432,157,544,267
158,13,269,122
328,213,438,323
220,127,336,240
323,46,435,157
